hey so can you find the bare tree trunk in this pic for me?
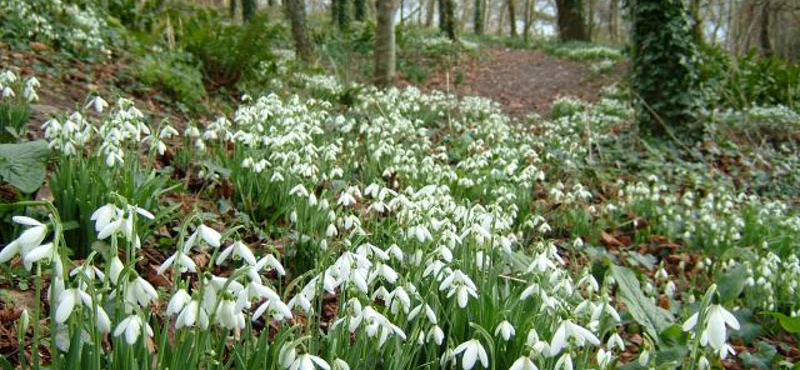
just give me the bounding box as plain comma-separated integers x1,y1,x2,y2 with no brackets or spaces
508,0,518,37
287,0,313,63
586,0,594,40
759,0,772,56
608,0,619,43
522,0,531,40
426,0,436,27
375,0,398,87
556,0,588,42
496,0,506,34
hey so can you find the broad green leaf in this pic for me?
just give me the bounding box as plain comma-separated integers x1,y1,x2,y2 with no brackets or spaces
0,140,49,193
717,264,748,304
610,264,674,343
740,341,778,370
767,312,800,334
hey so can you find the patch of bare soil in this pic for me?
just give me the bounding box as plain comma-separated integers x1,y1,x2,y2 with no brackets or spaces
412,48,624,117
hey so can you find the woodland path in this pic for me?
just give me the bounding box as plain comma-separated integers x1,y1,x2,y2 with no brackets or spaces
414,48,624,117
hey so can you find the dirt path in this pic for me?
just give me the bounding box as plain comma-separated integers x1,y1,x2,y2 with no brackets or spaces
416,48,624,117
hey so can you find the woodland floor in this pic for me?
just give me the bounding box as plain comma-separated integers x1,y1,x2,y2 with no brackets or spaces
412,48,625,116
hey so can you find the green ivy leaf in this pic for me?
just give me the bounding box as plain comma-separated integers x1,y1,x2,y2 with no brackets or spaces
610,264,674,343
0,140,50,193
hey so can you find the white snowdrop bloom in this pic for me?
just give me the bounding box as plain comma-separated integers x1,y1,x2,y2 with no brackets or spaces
682,304,740,351
125,277,159,308
495,320,516,341
548,320,600,356
385,244,404,261
167,289,192,316
288,292,313,313
453,339,489,370
408,303,438,324
638,350,650,366
439,270,479,308
526,329,540,345
596,348,613,368
176,300,210,330
332,358,350,370
196,224,222,248
95,306,112,334
0,216,49,265
114,314,153,345
86,96,108,113
698,356,710,370
23,242,55,270
217,240,257,266
509,356,538,370
388,286,411,314
253,298,293,321
55,288,93,324
255,254,286,276
216,298,245,330
157,250,197,275
287,354,330,370
337,192,357,206
427,325,445,345
607,333,625,351
591,301,621,323
109,256,125,284
554,353,573,370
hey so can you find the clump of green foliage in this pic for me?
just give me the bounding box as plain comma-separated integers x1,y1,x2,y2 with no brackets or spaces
547,41,624,61
181,11,284,90
700,46,799,110
138,52,207,112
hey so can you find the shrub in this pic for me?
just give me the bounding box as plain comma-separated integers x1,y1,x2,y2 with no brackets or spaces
700,46,800,110
138,52,207,112
181,11,284,90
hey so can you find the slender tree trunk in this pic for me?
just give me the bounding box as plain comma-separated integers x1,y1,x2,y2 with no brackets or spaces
474,0,485,34
556,0,589,42
354,0,367,21
587,0,594,40
759,0,772,56
426,0,436,27
690,0,704,43
508,0,517,37
242,0,256,22
523,0,532,41
608,0,619,43
375,0,398,87
287,0,313,63
496,0,506,35
230,0,238,19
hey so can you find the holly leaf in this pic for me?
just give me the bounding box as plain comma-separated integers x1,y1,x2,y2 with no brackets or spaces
0,140,50,193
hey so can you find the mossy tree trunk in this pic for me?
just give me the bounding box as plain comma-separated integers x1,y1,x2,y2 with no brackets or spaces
439,0,458,40
474,0,484,34
287,0,313,63
375,0,398,87
354,0,367,21
508,0,518,37
631,0,702,138
555,0,589,42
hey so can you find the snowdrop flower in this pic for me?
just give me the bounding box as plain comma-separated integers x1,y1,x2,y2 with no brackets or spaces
0,216,49,265
554,353,573,370
175,300,209,330
427,325,445,345
23,242,55,270
125,277,159,308
332,358,350,370
408,303,438,324
157,249,197,275
549,320,600,356
255,254,286,276
216,298,245,330
55,288,93,324
109,256,125,284
698,356,710,370
86,96,108,113
509,356,538,370
596,348,613,368
682,304,740,350
114,314,153,345
196,224,222,248
439,270,479,308
253,298,293,321
607,332,625,351
287,353,330,370
217,241,257,266
638,350,650,366
166,289,192,316
95,306,112,334
495,320,515,341
453,339,489,370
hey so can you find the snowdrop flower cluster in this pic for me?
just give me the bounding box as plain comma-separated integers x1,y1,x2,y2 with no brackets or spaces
1,0,109,54
0,70,39,103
